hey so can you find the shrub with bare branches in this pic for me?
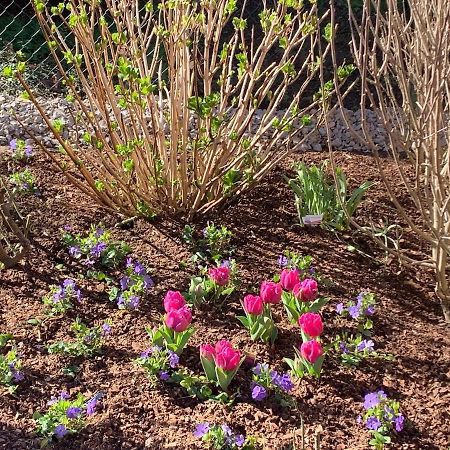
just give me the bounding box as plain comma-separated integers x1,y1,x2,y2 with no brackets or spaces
5,0,351,219
331,0,450,321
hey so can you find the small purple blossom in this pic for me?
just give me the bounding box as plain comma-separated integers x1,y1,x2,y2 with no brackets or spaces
168,351,179,369
364,390,387,410
339,342,349,354
251,384,267,401
193,422,210,438
68,246,81,258
66,406,82,419
278,255,289,267
366,416,382,431
140,348,152,358
90,242,107,258
159,371,170,381
357,340,375,353
59,391,70,400
221,424,232,437
85,397,98,415
336,303,345,314
12,370,24,382
54,424,68,439
9,139,17,150
252,363,268,376
101,323,111,336
143,275,154,290
235,434,245,447
365,305,375,316
271,371,294,392
348,305,361,319
394,414,405,432
220,259,231,268
94,228,105,238
24,145,33,158
134,261,146,275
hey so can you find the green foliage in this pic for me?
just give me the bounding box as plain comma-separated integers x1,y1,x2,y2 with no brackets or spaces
0,334,23,394
47,319,111,357
9,169,39,196
286,161,373,230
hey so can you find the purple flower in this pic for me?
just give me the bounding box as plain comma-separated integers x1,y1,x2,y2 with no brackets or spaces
120,276,131,290
252,363,268,376
235,434,245,447
66,406,82,419
12,370,24,382
126,257,134,268
143,275,154,290
54,424,68,439
9,139,17,150
339,342,349,354
59,391,70,400
25,145,33,158
348,305,361,319
271,371,294,392
85,397,98,416
90,242,107,258
140,348,151,358
84,258,96,267
356,415,362,424
394,414,405,432
168,351,179,369
134,261,146,275
159,371,170,381
63,279,76,289
102,323,111,336
128,295,140,309
363,390,387,410
193,422,210,438
357,340,374,353
68,246,81,258
94,228,105,238
356,292,365,306
336,303,345,314
278,255,289,267
221,424,232,437
365,306,375,316
63,225,72,231
220,259,231,268
366,416,382,431
251,384,267,401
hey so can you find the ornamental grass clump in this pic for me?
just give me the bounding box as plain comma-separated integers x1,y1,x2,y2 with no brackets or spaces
10,0,342,219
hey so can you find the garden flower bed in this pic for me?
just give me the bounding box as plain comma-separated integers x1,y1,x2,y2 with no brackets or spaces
0,147,448,450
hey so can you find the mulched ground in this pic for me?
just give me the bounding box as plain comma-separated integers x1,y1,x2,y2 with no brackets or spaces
0,147,449,450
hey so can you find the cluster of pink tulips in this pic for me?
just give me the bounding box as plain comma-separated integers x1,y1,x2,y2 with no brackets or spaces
200,340,244,391
237,281,281,343
284,312,325,378
149,291,195,355
279,268,325,323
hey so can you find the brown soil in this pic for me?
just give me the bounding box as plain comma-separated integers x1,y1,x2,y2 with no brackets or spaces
0,148,449,450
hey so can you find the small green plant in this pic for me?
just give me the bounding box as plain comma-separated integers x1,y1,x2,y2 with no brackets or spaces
286,161,373,230
336,291,376,335
42,279,82,316
182,222,233,265
9,169,39,195
0,334,24,393
62,225,130,270
33,391,101,446
193,423,257,449
47,319,111,357
9,139,33,161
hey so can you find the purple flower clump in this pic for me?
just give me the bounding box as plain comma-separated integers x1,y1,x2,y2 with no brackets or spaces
394,414,405,432
366,416,382,431
270,370,294,392
168,351,179,369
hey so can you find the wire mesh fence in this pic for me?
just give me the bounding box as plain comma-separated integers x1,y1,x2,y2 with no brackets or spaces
0,0,271,96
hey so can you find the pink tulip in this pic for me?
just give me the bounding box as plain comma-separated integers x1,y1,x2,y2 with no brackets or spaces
293,278,318,302
280,269,300,291
163,290,186,313
215,346,241,371
298,312,323,337
208,266,231,286
300,340,323,363
215,340,233,354
243,294,264,315
200,344,215,361
165,305,192,332
260,281,282,304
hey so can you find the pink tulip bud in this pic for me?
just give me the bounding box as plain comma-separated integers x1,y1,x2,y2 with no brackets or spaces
293,278,318,302
280,269,300,291
165,305,192,332
298,312,323,337
259,281,282,304
208,266,231,286
243,294,264,315
215,346,241,371
200,344,216,361
300,340,323,363
163,290,186,313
